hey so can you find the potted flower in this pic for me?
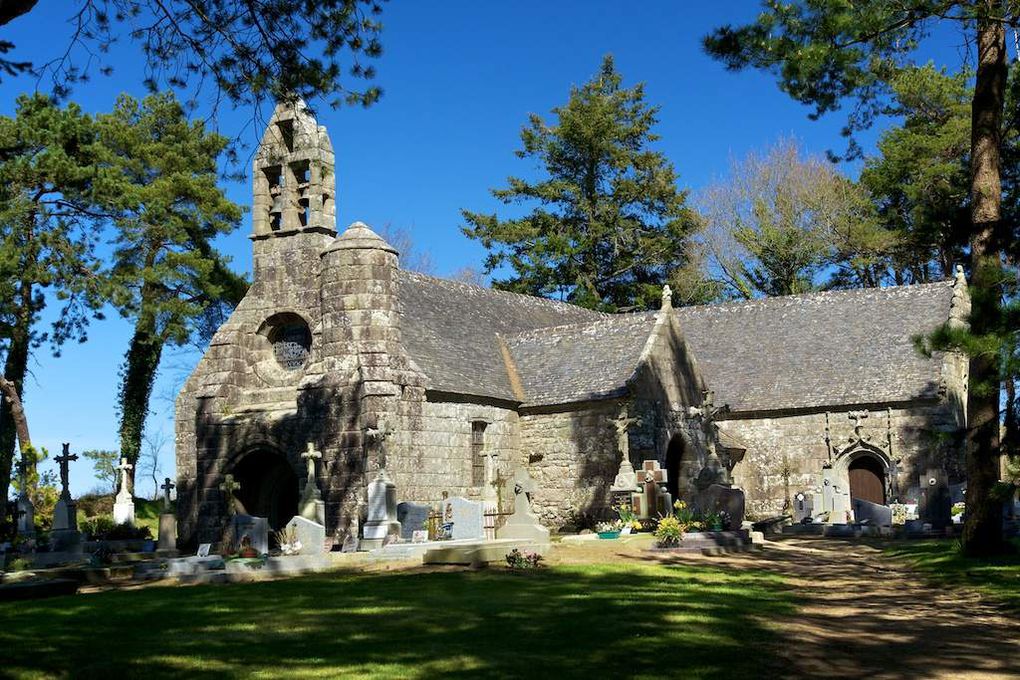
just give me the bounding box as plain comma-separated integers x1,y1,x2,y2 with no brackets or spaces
703,511,723,532
237,535,259,559
595,520,622,539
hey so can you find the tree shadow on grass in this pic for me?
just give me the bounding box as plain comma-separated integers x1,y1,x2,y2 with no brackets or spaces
0,562,793,679
622,537,1020,679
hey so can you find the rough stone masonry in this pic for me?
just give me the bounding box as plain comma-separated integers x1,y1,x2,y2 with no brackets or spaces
175,101,968,547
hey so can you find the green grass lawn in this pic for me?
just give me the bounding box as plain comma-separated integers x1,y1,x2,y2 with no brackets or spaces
884,538,1020,609
0,560,793,679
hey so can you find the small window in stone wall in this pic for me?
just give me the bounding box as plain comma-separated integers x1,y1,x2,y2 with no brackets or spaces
269,320,311,370
471,421,487,486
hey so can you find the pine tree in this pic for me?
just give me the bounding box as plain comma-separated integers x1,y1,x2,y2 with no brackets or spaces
95,93,246,490
461,56,701,312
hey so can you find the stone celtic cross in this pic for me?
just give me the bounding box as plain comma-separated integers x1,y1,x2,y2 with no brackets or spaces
54,443,78,500
365,420,395,470
219,473,241,515
302,442,322,483
160,477,176,511
848,410,870,439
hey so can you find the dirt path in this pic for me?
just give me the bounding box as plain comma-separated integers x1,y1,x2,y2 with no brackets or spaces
677,537,1020,679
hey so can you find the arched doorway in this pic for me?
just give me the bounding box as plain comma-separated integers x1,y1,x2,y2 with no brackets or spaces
848,455,886,505
231,450,299,530
665,435,685,503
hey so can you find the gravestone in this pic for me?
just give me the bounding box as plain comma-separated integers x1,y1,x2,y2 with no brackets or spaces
50,444,81,553
694,484,745,529
397,502,431,541
232,514,269,555
14,459,34,538
285,515,326,555
362,468,400,550
918,468,951,529
158,477,177,551
497,469,550,544
299,443,326,525
631,460,671,519
112,458,135,526
444,496,484,540
793,492,814,523
852,497,893,526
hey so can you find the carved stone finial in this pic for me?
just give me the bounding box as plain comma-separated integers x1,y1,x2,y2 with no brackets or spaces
661,284,673,310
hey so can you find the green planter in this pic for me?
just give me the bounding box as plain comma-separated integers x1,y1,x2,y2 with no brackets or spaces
597,530,621,540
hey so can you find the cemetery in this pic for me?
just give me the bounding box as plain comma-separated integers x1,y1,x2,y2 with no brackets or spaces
5,4,1020,678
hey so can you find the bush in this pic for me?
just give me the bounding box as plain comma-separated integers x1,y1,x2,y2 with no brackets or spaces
76,493,114,518
654,515,684,548
80,515,116,539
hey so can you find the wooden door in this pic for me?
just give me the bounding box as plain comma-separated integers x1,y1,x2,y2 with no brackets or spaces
848,458,885,505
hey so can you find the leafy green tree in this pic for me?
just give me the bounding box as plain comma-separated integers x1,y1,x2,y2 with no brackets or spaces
705,0,1013,556
461,56,701,312
699,138,893,298
81,449,119,494
860,64,973,283
0,94,107,506
0,1,385,111
95,93,246,490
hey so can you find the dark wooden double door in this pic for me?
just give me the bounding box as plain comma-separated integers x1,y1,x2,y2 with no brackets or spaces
848,456,886,505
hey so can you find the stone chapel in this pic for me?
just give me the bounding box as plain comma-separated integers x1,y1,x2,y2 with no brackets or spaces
174,102,969,546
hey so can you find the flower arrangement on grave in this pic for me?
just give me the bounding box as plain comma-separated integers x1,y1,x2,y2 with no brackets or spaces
702,510,723,532
274,525,302,556
505,548,543,570
237,535,259,559
654,515,683,548
672,500,697,533
613,504,643,533
718,511,732,531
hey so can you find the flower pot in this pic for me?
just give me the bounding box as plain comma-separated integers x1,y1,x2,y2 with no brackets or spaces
709,523,723,532
597,530,621,540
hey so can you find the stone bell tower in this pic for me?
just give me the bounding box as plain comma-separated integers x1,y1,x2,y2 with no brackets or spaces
251,100,337,281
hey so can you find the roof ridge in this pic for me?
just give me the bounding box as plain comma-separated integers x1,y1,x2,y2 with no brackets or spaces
398,269,608,317
676,279,955,314
501,310,658,342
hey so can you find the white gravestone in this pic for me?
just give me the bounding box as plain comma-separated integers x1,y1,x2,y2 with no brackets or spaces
362,468,401,549
285,515,326,555
444,497,484,540
497,469,550,544
112,457,136,526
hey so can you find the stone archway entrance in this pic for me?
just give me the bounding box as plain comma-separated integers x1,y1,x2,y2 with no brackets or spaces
848,455,886,505
665,435,685,503
232,450,299,530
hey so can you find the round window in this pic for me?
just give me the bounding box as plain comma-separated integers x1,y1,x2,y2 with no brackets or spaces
267,318,311,371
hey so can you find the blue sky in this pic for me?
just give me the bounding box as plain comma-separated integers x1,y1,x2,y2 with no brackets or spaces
1,2,973,496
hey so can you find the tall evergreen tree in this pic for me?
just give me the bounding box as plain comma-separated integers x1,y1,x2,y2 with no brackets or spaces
461,56,701,312
95,93,245,490
0,94,107,504
705,0,1014,556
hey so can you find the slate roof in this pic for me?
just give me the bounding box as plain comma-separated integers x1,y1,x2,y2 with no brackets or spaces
676,281,958,413
396,271,605,402
502,313,659,405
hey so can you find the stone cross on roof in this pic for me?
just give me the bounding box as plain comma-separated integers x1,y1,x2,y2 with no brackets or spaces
54,443,78,500
160,477,175,511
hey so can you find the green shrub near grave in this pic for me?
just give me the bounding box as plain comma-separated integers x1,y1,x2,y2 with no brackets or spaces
655,515,683,547
80,515,116,539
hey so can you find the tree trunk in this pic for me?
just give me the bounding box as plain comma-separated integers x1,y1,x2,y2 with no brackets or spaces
0,279,32,504
961,5,1007,557
117,309,164,495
